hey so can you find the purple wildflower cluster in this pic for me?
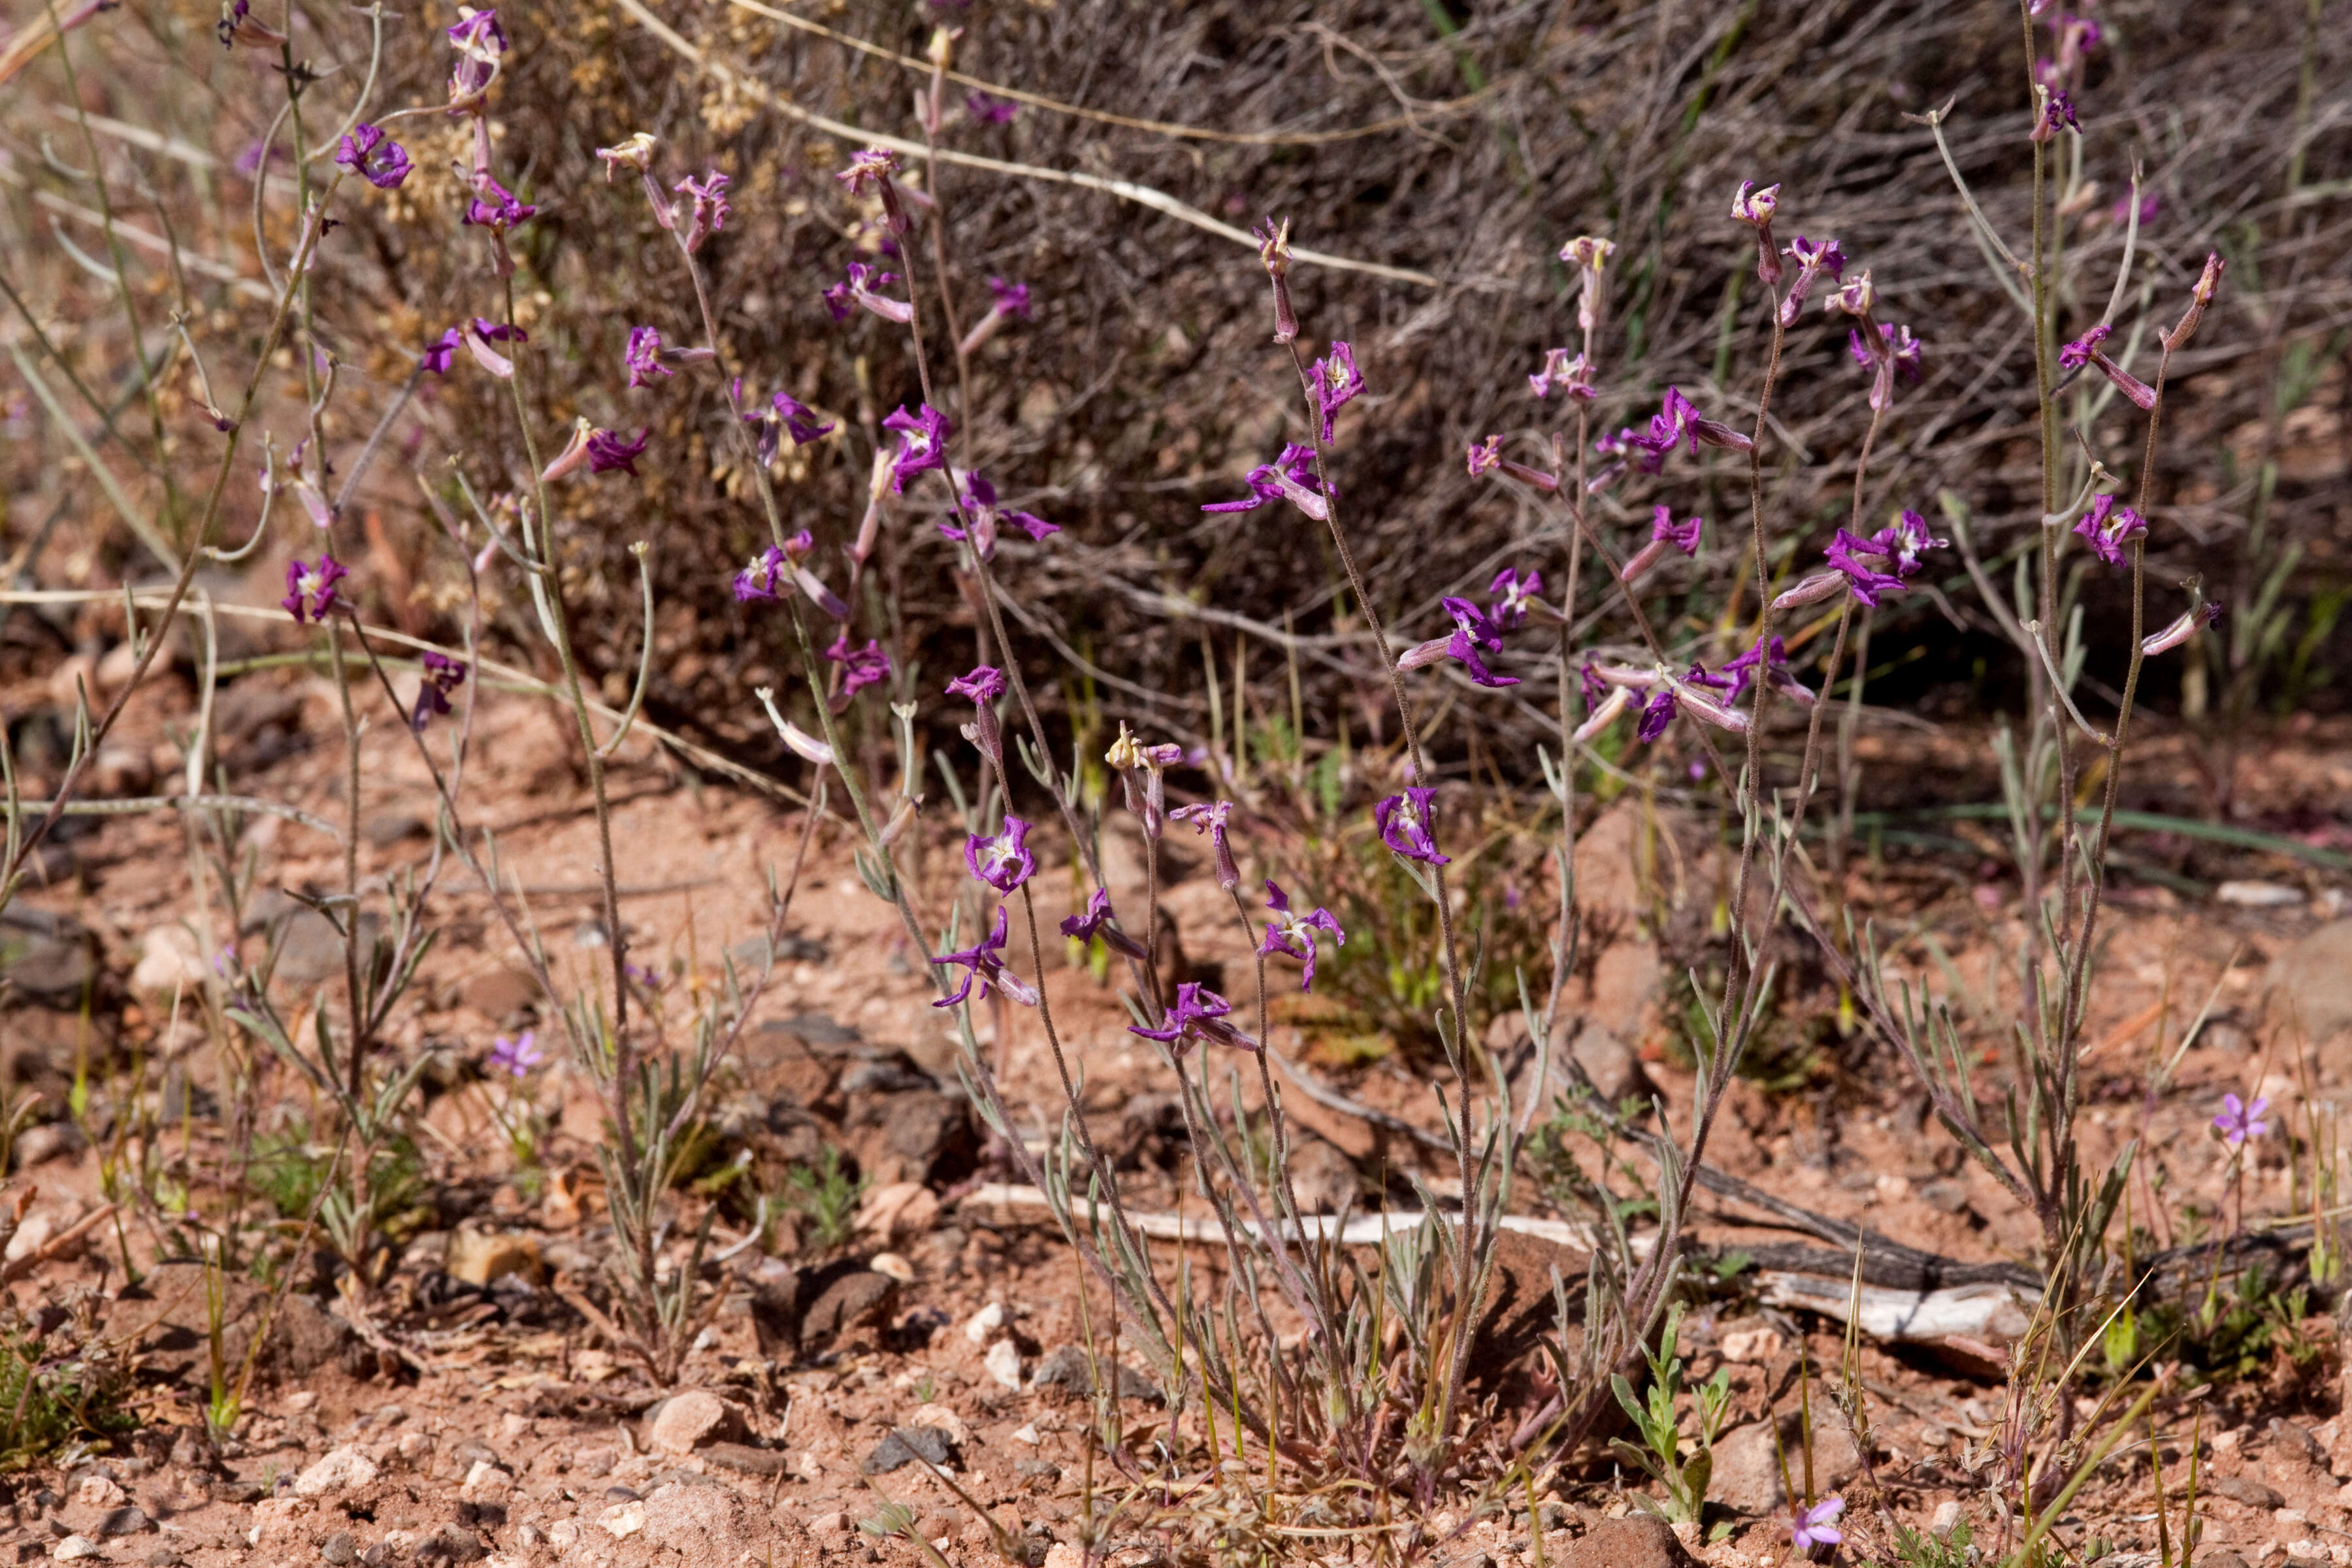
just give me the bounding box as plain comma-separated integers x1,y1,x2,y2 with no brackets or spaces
1772,510,1948,613
1397,577,1542,690
1204,442,1333,521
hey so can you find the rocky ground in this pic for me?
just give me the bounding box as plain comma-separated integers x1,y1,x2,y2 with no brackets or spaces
3,666,2351,1568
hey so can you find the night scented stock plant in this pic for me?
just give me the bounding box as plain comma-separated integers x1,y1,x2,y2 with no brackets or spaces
0,0,2243,1548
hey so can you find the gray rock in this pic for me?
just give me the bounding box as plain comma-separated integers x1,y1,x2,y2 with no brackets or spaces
2268,1417,2327,1467
1708,1411,1863,1515
1030,1343,1162,1403
320,1531,358,1564
1568,1024,1652,1107
843,1088,974,1185
95,1508,152,1538
644,1390,742,1455
797,1268,898,1350
2205,1475,2284,1509
1014,1459,1060,1480
860,1425,955,1476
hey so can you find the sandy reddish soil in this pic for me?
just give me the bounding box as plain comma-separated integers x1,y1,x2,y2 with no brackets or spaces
3,662,2351,1568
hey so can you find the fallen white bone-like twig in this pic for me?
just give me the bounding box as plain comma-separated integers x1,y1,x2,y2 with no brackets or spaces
956,1183,2040,1347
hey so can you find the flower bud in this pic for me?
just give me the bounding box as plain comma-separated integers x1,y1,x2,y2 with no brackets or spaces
1254,216,1298,344
2162,252,2226,354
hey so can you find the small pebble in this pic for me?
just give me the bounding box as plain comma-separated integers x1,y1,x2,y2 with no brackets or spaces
321,1531,357,1565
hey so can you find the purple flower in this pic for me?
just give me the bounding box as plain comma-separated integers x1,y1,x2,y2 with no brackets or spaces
966,816,1037,894
1835,278,1921,411
1309,341,1364,442
412,650,468,732
951,664,1005,762
826,262,913,325
987,277,1031,318
1790,1497,1844,1552
1774,519,1941,613
1399,596,1520,688
419,327,463,375
1528,348,1595,402
1632,387,1754,469
1169,800,1240,890
282,555,348,625
734,547,788,603
930,906,1039,1009
625,327,672,389
1258,880,1344,990
444,8,505,105
1375,787,1448,866
586,427,650,476
2214,1092,2270,1148
1489,566,1543,629
825,632,891,700
941,470,1059,557
1636,689,1678,743
1061,887,1147,959
1620,506,1705,583
836,147,900,197
881,404,952,493
1635,666,1749,742
1870,508,1947,578
1821,529,1911,608
462,175,535,231
948,665,1006,707
1779,235,1844,327
740,388,837,465
1722,634,1816,706
2072,494,2146,567
966,91,1019,124
674,170,732,253
1445,596,1519,687
772,392,835,446
2112,191,2161,226
2059,323,2157,410
2033,89,2080,144
333,124,412,189
487,1028,543,1077
446,8,506,59
1127,981,1256,1058
1204,443,1331,521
